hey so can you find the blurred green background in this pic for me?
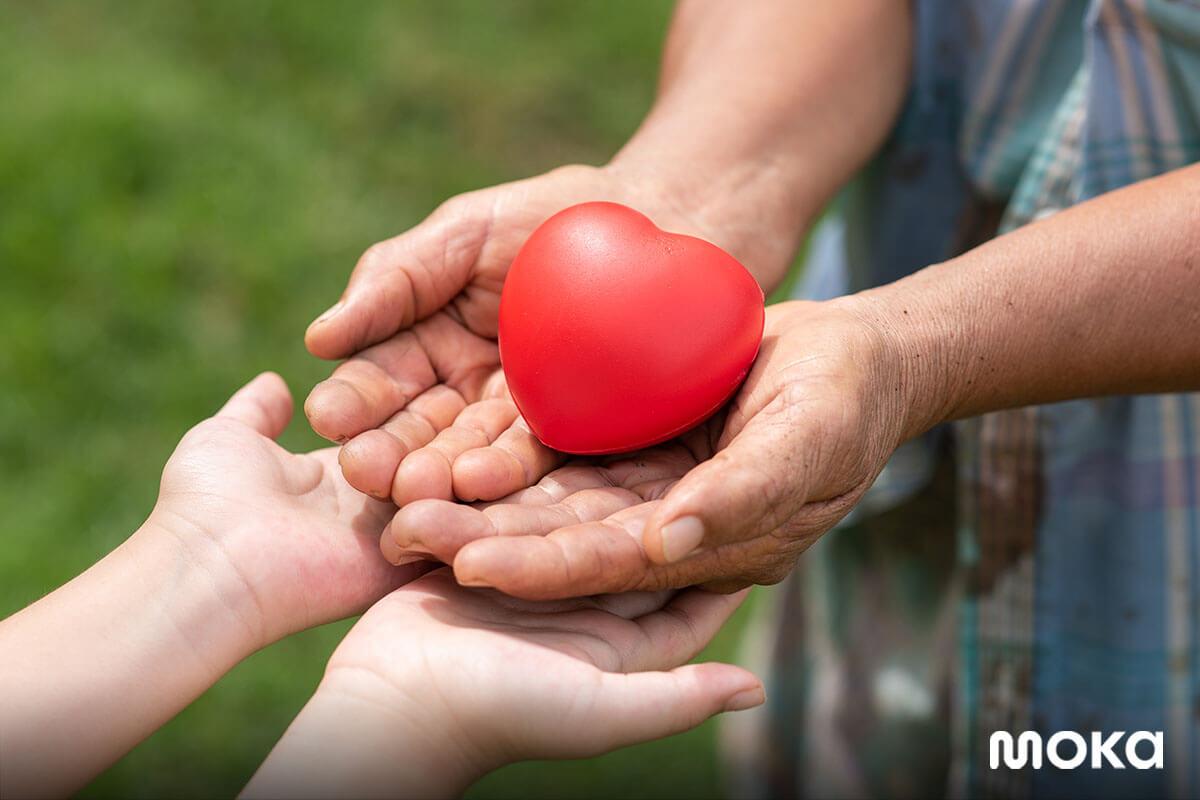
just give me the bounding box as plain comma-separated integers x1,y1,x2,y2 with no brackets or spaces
0,2,774,797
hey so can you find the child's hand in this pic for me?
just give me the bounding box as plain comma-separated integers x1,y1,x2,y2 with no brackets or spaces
151,372,428,648
1,373,429,798
244,570,761,798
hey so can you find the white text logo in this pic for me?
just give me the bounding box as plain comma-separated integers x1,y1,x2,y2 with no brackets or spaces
989,731,1163,770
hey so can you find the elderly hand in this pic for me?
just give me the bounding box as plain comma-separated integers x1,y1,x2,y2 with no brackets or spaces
378,300,914,598
301,163,796,509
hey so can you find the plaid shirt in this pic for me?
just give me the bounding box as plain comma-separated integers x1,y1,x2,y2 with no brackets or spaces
730,2,1200,798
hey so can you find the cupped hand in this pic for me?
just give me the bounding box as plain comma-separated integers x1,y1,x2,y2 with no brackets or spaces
319,569,762,783
152,372,428,648
379,300,912,599
302,163,787,508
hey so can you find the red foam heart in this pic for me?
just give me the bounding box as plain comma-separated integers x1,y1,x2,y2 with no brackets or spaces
498,201,765,455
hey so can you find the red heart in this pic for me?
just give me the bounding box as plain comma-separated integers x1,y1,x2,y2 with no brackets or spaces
498,202,765,455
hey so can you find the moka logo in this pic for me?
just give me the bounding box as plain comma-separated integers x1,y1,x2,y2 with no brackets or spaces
989,731,1164,770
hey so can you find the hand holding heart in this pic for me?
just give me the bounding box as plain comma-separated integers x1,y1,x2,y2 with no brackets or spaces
303,163,766,504
305,168,909,595
380,300,910,597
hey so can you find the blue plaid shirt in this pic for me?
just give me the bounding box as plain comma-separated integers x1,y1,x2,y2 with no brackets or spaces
746,2,1200,798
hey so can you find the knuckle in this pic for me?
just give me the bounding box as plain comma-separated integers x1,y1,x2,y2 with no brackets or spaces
432,193,473,221
185,417,241,447
357,240,391,273
747,553,795,586
700,576,752,594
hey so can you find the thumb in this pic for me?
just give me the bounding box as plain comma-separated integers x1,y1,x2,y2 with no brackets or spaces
642,410,809,565
587,664,764,753
215,372,294,440
305,201,487,360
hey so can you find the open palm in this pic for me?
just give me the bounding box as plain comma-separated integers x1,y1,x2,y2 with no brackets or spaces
301,164,778,510
322,568,762,774
153,373,428,647
378,302,905,600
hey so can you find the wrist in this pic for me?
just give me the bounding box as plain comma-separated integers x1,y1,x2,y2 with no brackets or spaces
832,282,965,442
245,671,489,799
606,138,813,289
0,520,263,797
134,513,267,664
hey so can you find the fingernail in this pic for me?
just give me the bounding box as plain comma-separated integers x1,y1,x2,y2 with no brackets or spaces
457,573,493,588
313,300,344,325
724,687,765,712
660,516,705,563
394,553,431,566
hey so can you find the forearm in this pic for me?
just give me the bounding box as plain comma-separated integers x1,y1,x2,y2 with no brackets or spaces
0,521,257,798
612,0,912,285
242,677,482,800
848,163,1200,439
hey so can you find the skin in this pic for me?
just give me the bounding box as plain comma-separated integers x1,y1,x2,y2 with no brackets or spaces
301,0,912,592
0,373,426,798
380,302,896,597
0,374,761,798
303,0,912,506
243,573,760,799
377,163,1200,599
307,0,1200,601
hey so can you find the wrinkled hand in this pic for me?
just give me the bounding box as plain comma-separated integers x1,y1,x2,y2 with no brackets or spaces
317,570,762,786
153,373,428,648
379,300,911,599
302,163,788,509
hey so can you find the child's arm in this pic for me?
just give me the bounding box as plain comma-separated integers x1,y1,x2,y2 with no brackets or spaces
243,571,762,799
0,374,426,798
0,519,264,798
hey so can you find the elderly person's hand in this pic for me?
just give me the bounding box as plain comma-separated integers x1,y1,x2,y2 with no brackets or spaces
301,163,799,507
380,159,1200,600
299,0,910,534
378,300,912,598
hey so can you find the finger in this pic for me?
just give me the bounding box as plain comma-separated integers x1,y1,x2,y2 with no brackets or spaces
386,463,646,564
382,501,492,565
623,588,750,671
565,588,748,674
451,417,566,501
215,372,293,439
305,202,490,359
573,664,763,757
452,503,663,599
479,464,619,507
304,331,438,443
382,485,642,566
587,590,677,621
306,314,498,444
391,398,518,507
642,403,812,565
338,385,467,500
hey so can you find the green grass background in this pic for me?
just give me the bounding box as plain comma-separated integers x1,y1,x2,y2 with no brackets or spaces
0,2,790,797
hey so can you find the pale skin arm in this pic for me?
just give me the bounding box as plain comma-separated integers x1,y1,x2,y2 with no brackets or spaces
240,689,471,800
242,572,761,799
383,162,1200,598
0,374,424,798
0,523,260,799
